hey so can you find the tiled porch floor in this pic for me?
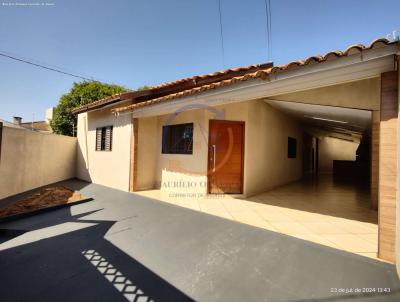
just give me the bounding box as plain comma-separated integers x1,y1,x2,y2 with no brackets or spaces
136,176,378,260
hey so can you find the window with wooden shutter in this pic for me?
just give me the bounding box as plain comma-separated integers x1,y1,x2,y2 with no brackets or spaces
105,126,113,151
96,128,102,151
95,126,113,151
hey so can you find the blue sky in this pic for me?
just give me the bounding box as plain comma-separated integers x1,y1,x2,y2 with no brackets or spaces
0,0,399,122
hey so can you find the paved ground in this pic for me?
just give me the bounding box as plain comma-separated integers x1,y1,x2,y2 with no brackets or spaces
0,179,399,302
138,176,378,259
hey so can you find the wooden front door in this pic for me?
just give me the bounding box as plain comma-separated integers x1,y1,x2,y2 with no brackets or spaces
208,120,244,194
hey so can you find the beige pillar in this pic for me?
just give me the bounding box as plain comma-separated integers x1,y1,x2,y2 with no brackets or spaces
378,71,398,262
129,117,138,192
371,111,379,210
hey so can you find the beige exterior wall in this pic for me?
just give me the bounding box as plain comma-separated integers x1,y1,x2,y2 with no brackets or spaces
76,106,132,192
318,137,359,174
0,127,76,199
245,100,303,196
76,112,90,182
136,100,303,197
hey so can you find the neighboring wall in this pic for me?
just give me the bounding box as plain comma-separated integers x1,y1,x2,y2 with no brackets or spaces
76,106,132,192
136,99,303,197
318,137,359,173
0,126,76,199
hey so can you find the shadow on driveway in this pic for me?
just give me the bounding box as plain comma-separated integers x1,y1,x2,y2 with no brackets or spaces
0,208,192,302
0,179,399,302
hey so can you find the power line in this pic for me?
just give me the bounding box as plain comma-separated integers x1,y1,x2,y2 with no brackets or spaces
268,0,272,59
264,0,272,62
0,51,97,81
218,0,225,68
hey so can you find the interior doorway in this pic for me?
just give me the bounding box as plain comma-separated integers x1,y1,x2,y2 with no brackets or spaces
303,133,319,176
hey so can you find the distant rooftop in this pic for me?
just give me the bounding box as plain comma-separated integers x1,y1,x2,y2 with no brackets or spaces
0,118,52,133
0,118,26,129
0,108,53,133
20,121,52,133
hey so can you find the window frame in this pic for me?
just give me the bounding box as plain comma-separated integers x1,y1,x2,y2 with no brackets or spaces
161,123,193,155
96,126,113,152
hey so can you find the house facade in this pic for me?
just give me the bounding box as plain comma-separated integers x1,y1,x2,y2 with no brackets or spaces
74,38,400,265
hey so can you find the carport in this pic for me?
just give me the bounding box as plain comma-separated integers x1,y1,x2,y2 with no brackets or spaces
259,69,396,262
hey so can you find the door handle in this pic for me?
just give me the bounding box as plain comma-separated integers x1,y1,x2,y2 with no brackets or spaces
212,144,216,172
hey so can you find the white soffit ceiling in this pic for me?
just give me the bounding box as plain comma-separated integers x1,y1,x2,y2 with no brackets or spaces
264,99,371,132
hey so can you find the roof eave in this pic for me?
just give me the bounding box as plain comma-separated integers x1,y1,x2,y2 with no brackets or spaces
72,96,122,114
114,42,399,117
72,90,147,114
112,38,398,115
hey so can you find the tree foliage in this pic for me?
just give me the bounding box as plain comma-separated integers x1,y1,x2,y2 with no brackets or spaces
51,81,128,136
137,85,151,91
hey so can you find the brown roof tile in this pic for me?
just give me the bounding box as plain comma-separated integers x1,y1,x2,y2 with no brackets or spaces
113,38,394,114
72,63,272,114
73,38,394,115
72,93,126,114
149,63,273,90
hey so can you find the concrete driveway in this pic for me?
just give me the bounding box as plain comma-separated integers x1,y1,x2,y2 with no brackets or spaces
137,176,379,259
0,179,399,302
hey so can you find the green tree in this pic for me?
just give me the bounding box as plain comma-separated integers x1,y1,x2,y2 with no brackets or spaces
51,81,129,136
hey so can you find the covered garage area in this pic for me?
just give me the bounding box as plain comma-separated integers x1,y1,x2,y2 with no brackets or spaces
247,96,378,259
257,67,396,262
